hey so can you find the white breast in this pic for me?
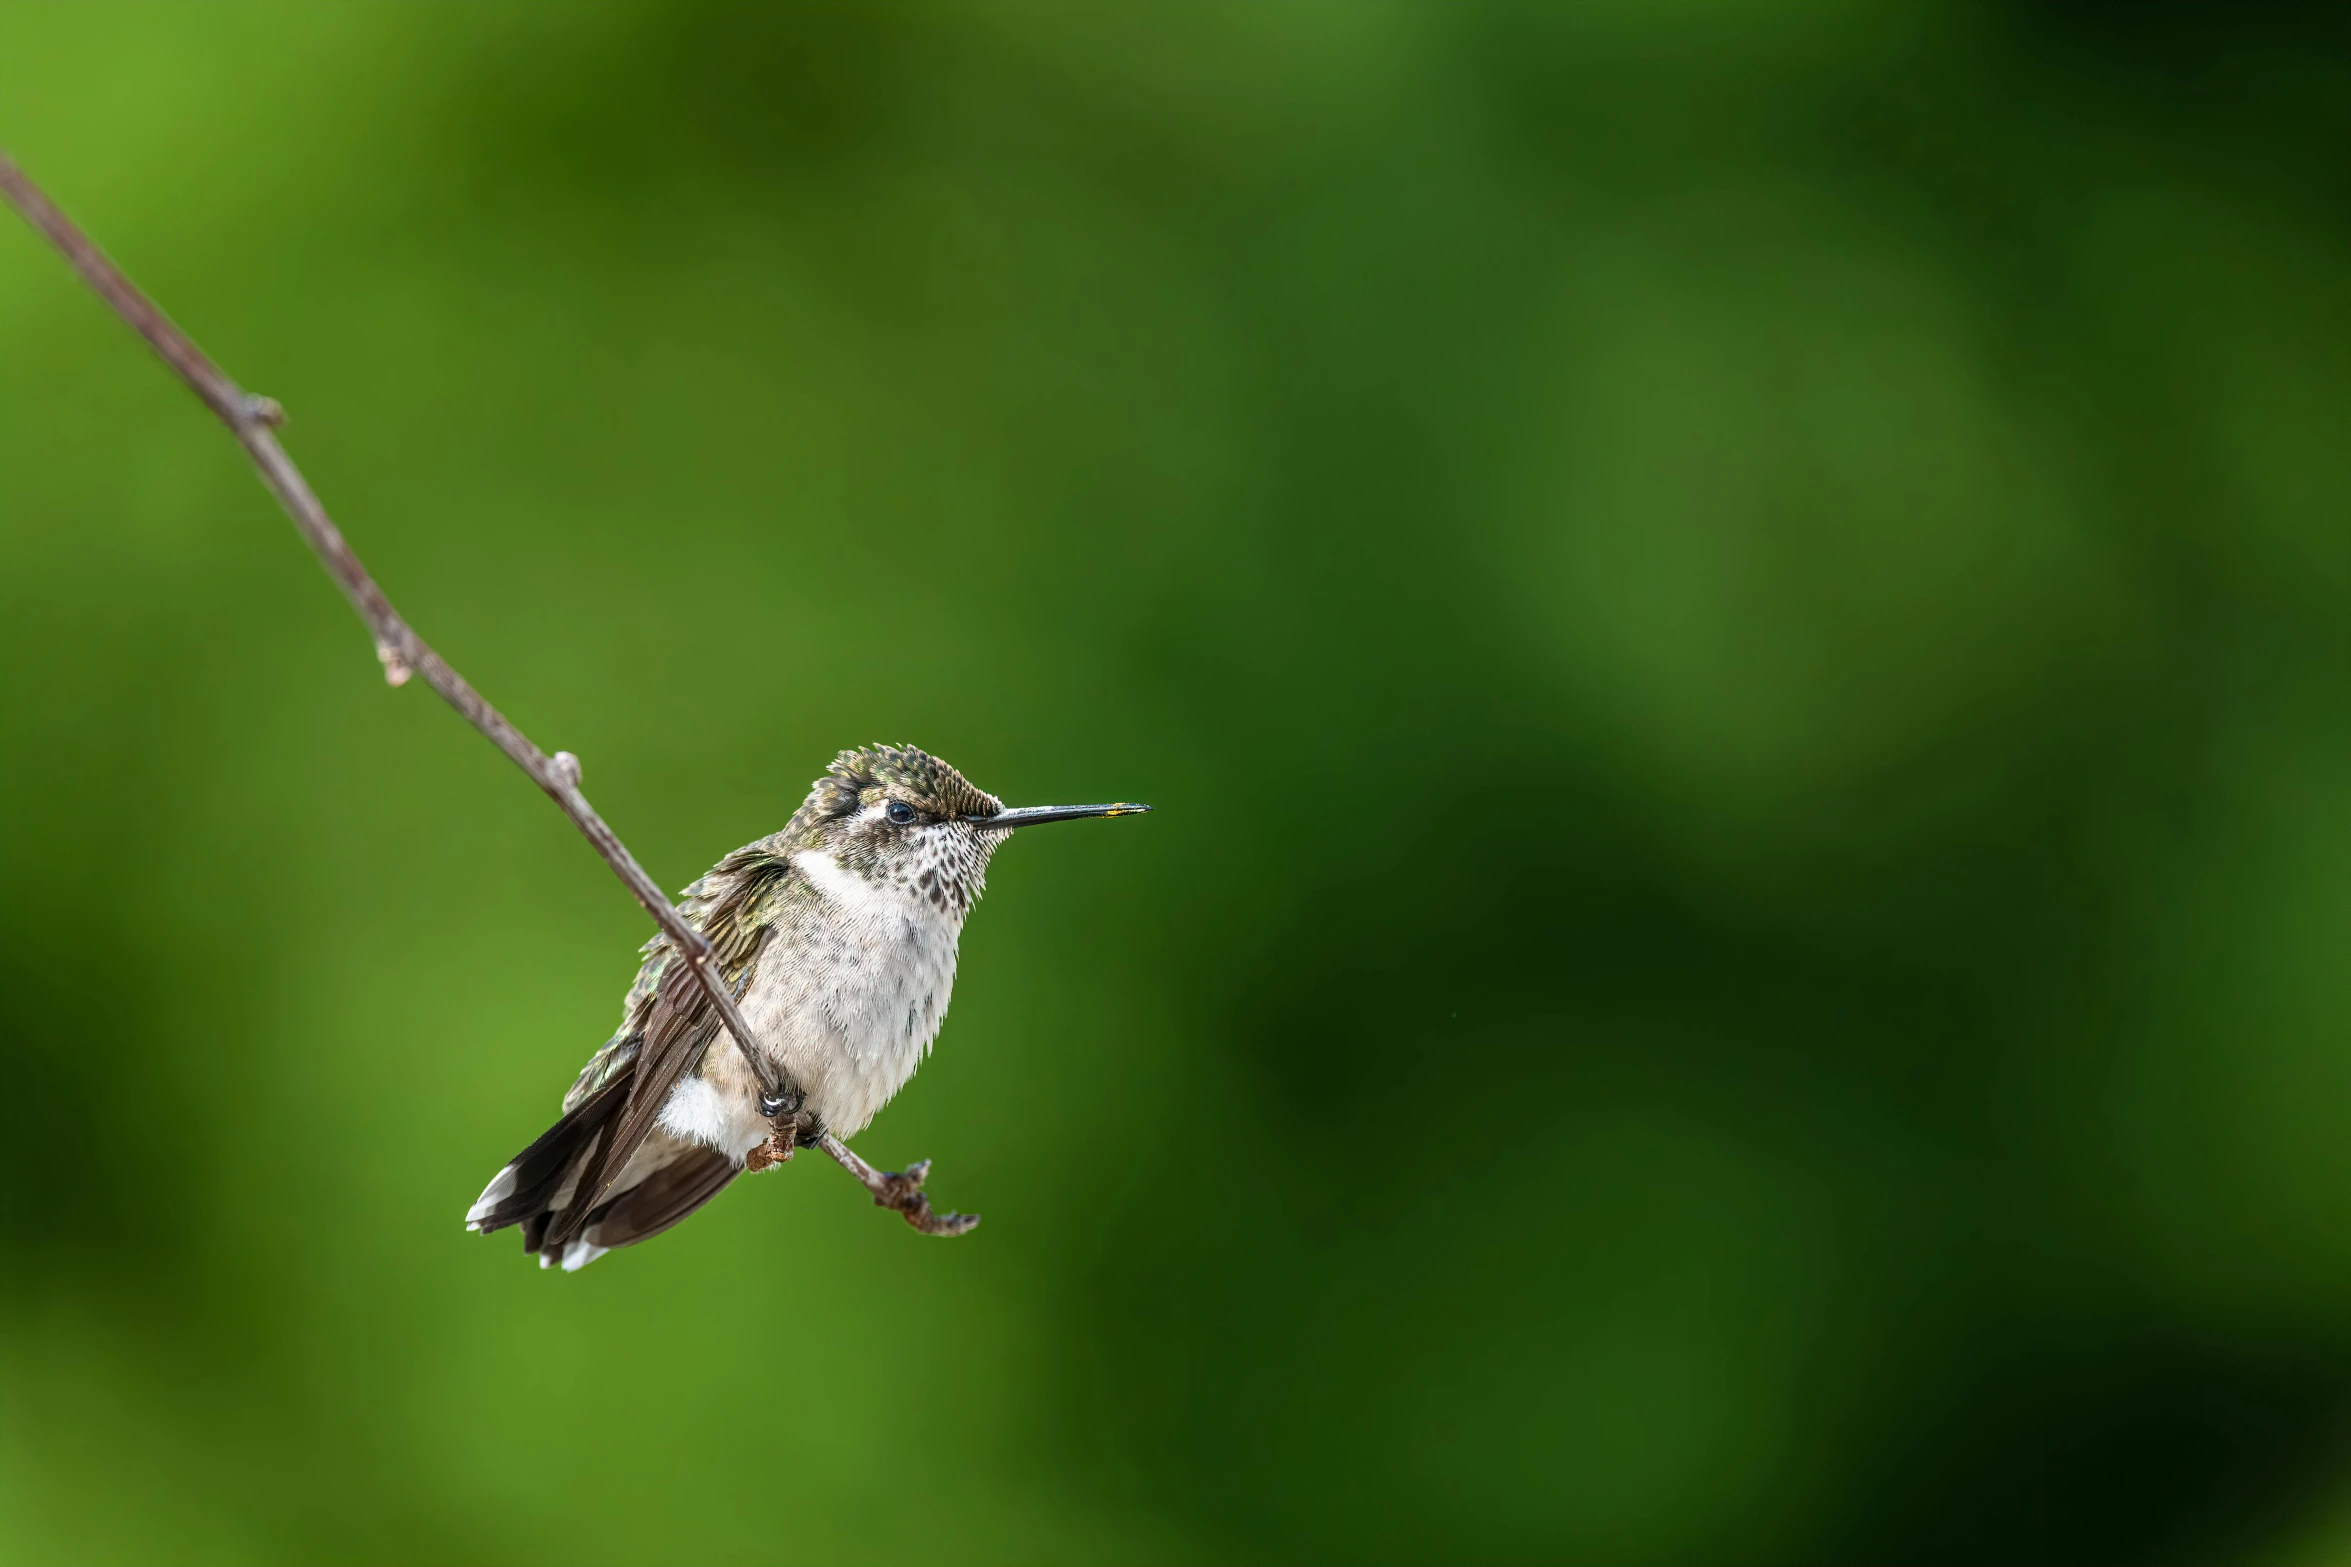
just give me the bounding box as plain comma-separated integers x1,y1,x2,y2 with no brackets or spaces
656,836,979,1156
739,848,965,1137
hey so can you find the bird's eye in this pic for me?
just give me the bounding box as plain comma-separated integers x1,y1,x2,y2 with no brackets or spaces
885,801,918,826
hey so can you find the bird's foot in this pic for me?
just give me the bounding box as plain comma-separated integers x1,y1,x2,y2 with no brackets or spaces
746,1109,820,1173
743,1125,795,1173
816,1133,980,1237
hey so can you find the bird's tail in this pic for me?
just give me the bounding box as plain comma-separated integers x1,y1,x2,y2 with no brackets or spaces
465,1068,739,1271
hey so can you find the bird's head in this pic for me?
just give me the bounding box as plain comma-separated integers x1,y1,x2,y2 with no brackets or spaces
787,743,1148,915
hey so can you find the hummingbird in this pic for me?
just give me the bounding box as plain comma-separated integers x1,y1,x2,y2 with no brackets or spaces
465,743,1149,1270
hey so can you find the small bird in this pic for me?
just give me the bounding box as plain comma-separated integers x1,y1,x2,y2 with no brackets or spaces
466,743,1148,1269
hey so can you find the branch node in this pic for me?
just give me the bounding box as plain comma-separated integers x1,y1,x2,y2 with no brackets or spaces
0,150,821,1220
817,1133,979,1238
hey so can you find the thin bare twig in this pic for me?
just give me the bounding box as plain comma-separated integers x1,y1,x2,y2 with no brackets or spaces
818,1132,981,1236
0,151,803,1121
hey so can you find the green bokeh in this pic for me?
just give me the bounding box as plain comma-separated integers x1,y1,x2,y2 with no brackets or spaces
6,3,2351,1561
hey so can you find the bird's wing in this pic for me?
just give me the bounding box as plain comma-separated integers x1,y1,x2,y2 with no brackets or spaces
576,1143,741,1250
548,844,793,1245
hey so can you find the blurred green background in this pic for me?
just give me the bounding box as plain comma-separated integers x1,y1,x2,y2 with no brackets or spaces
5,2,2351,1561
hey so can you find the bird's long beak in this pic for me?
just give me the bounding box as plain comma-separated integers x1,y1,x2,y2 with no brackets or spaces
962,802,1152,830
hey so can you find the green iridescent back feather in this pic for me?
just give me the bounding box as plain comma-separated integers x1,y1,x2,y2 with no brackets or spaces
561,844,792,1110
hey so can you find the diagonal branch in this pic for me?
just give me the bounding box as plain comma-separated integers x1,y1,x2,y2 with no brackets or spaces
0,150,804,1121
